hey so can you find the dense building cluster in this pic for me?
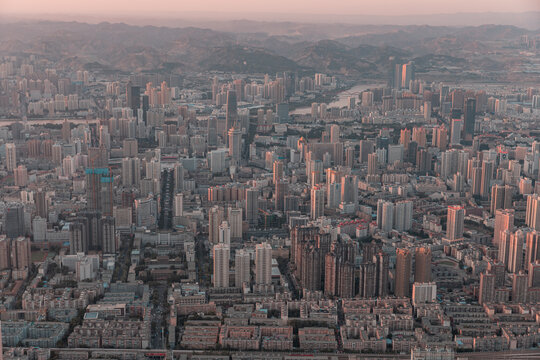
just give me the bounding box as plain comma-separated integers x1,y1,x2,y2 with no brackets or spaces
0,20,538,360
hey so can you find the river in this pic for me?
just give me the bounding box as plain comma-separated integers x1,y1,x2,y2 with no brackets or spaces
290,83,385,115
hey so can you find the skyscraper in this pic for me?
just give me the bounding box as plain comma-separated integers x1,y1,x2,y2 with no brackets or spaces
446,206,465,241
225,90,237,142
126,82,140,112
213,243,230,288
255,242,272,285
414,247,432,283
228,127,242,162
395,248,412,297
463,98,476,140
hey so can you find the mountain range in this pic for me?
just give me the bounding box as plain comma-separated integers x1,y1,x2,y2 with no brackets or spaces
0,20,537,81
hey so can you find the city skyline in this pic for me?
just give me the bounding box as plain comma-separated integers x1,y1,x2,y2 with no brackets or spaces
0,1,539,359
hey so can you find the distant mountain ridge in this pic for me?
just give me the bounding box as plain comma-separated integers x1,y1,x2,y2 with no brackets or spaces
0,21,536,79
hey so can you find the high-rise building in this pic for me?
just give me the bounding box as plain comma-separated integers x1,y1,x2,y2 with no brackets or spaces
300,243,321,291
412,282,437,305
395,248,412,297
480,161,494,199
310,186,324,220
225,90,237,141
463,98,476,140
0,236,11,269
273,160,284,184
359,262,376,298
255,242,272,285
525,230,540,270
330,124,340,143
174,193,183,217
100,216,116,254
245,188,259,226
450,118,462,145
508,230,525,273
235,249,250,288
275,179,288,212
512,272,528,303
4,204,24,239
228,127,242,162
479,272,495,305
121,157,141,187
208,206,224,244
374,251,389,297
401,61,415,88
394,200,413,232
207,117,218,146
367,153,378,175
414,247,432,283
228,207,243,240
35,190,48,219
218,221,231,245
122,138,138,157
69,220,88,254
359,140,374,164
5,143,16,172
213,243,230,288
13,237,31,270
494,209,514,248
491,184,514,214
13,165,28,187
126,82,140,112
526,194,540,230
446,206,465,241
340,175,358,208
528,261,540,288
174,163,184,192
377,200,394,232
325,238,356,298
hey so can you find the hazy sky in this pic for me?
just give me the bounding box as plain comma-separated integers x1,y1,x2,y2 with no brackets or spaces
3,0,539,17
